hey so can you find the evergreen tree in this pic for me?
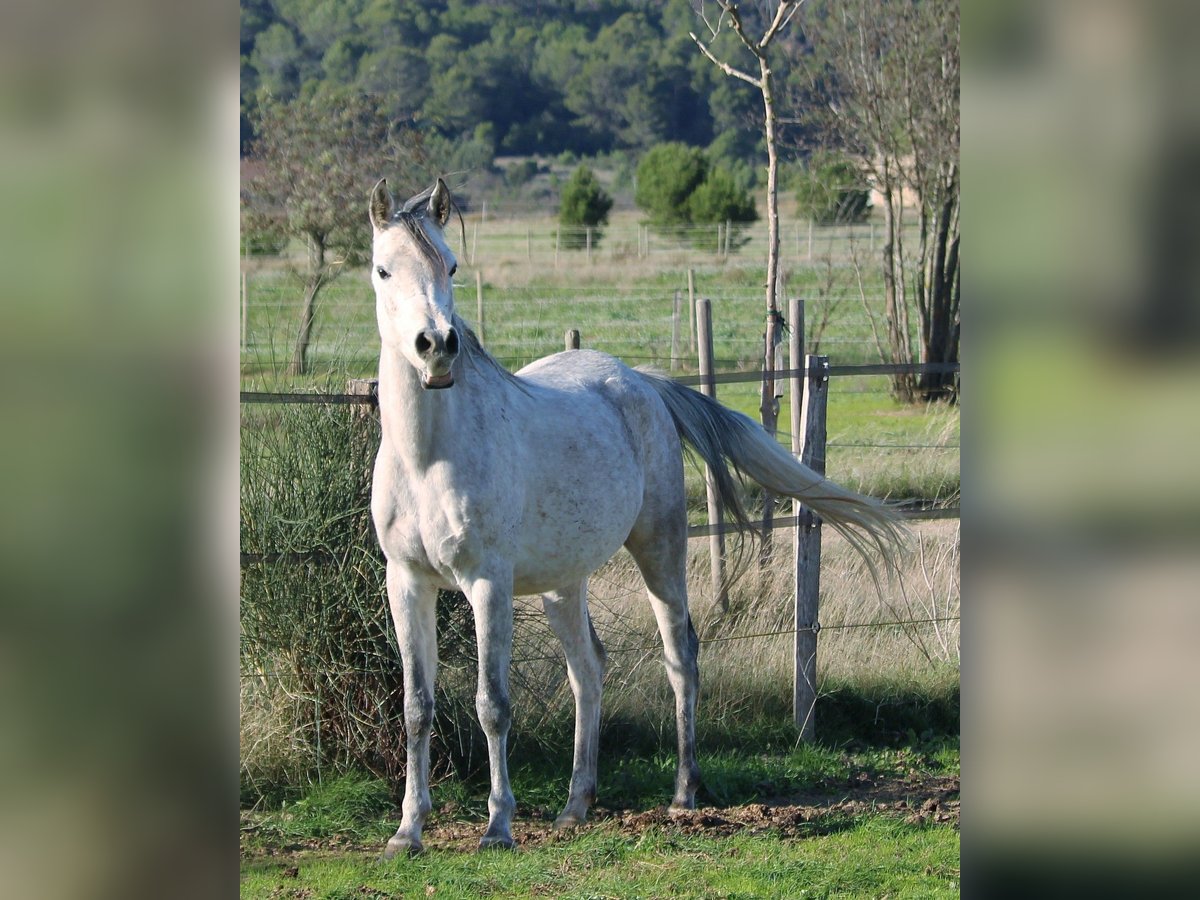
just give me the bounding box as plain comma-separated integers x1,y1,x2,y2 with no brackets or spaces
558,165,613,249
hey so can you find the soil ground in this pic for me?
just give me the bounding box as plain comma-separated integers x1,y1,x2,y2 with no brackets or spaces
241,770,959,859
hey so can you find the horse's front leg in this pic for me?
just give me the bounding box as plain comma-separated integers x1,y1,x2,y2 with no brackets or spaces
464,568,517,849
383,563,438,858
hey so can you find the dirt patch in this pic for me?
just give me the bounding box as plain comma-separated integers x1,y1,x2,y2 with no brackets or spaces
242,771,958,859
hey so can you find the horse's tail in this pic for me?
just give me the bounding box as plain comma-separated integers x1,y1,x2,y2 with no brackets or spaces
637,369,907,578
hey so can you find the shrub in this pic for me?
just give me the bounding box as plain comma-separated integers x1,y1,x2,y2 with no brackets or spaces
240,402,482,797
634,142,706,226
505,158,540,187
795,156,871,224
558,164,613,250
688,165,757,225
636,144,756,249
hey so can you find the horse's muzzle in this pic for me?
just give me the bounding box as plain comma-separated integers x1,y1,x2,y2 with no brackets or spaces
415,326,458,389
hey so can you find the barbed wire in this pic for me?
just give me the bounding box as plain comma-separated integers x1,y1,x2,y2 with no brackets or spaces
239,614,961,678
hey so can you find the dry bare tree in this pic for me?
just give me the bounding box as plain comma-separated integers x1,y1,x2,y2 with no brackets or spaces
689,0,806,560
788,0,960,402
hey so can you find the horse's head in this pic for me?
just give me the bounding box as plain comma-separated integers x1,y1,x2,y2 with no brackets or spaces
370,178,460,389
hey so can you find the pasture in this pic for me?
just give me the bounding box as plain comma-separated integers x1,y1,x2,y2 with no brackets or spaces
240,210,959,894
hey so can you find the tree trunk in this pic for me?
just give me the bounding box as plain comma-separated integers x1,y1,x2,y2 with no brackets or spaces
918,181,960,402
758,56,782,564
290,234,326,376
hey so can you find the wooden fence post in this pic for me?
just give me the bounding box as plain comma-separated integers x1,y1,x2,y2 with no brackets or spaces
565,329,580,351
555,226,560,269
475,271,485,345
586,227,592,263
670,289,681,372
696,298,728,614
793,352,829,740
686,269,696,353
241,271,248,353
346,378,379,430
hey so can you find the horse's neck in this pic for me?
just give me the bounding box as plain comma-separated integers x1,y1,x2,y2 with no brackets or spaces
377,348,506,470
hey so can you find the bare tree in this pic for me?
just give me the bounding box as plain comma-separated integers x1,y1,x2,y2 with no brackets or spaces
243,92,427,376
690,1,805,561
690,1,804,421
789,0,960,402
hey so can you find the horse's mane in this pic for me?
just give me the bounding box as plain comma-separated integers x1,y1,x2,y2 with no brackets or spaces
454,314,530,394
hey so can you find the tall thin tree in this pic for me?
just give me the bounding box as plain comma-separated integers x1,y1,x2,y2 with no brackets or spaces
690,0,805,559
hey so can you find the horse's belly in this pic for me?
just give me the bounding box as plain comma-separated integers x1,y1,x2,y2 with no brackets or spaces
509,474,642,594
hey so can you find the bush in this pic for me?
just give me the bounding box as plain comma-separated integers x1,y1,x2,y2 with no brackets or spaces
688,165,757,225
558,165,613,250
635,143,756,249
240,402,482,797
795,156,871,224
505,158,541,187
634,142,706,226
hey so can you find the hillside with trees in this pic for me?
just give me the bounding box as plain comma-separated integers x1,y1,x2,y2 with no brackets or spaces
241,0,775,177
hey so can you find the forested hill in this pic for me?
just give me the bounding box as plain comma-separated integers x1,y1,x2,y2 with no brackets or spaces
241,0,793,164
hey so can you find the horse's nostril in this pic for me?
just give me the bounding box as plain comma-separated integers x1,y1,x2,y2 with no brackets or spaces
415,332,433,355
445,328,459,356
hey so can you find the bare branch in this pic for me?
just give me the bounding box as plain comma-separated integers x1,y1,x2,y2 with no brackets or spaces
688,32,762,88
721,1,764,60
760,0,806,50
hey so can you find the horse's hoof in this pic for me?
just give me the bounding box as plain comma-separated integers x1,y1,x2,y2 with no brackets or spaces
552,812,586,831
383,835,424,859
478,833,515,851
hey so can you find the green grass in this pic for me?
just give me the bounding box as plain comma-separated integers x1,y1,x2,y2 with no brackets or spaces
241,820,959,899
242,731,959,898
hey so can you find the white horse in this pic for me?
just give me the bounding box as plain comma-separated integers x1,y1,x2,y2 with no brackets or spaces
369,178,903,855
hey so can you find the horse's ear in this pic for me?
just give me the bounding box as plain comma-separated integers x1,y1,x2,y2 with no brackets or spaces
370,178,394,231
428,178,452,228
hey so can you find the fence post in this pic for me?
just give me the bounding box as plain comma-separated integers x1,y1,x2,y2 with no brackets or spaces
696,298,728,613
790,294,805,368
555,226,560,269
475,271,485,345
241,271,248,353
670,289,681,372
807,219,814,262
346,378,379,425
526,227,532,262
565,329,580,351
793,353,829,740
470,223,479,266
686,269,696,353
586,227,592,263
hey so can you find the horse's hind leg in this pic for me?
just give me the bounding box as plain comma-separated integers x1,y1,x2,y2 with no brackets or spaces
541,579,606,828
626,525,702,811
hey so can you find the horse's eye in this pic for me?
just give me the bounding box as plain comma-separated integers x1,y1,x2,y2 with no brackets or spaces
376,266,390,280
448,264,458,277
